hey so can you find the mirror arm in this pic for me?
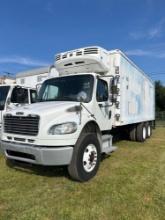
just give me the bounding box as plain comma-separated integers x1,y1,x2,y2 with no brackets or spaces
80,102,96,121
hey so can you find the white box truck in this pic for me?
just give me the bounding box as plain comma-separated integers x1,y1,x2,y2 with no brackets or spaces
1,46,155,181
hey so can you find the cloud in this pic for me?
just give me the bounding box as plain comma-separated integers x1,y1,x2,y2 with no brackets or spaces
45,1,54,13
145,0,154,8
126,49,152,56
130,18,165,40
130,32,145,40
125,49,165,58
148,19,165,38
0,56,50,66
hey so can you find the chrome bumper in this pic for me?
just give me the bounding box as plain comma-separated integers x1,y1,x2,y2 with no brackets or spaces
1,141,73,165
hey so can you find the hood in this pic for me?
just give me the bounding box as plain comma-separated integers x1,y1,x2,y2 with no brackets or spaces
5,101,79,117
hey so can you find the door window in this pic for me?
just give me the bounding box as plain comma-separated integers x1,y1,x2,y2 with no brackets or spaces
96,79,108,102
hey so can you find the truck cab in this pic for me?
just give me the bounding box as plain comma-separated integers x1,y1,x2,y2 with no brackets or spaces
0,85,37,130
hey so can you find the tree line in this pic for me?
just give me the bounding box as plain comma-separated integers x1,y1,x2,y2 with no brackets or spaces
155,81,165,111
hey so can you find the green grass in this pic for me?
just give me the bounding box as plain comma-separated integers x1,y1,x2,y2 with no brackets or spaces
156,120,165,127
0,128,165,220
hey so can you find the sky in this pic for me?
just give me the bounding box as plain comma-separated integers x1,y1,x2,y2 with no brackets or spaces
0,0,165,83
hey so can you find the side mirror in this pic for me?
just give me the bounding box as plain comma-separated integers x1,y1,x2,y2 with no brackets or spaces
109,76,120,104
6,98,11,106
110,85,118,103
36,83,42,94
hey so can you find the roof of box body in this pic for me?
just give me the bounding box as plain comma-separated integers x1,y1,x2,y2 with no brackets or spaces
16,65,54,78
109,49,153,83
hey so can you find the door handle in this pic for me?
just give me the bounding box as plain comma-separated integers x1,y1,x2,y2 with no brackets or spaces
109,111,112,119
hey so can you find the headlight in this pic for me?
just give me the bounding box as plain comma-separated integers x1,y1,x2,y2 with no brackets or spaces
48,122,77,135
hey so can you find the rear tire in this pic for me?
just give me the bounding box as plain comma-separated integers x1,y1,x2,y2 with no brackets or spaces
68,133,101,182
129,125,137,141
146,123,152,138
136,123,147,142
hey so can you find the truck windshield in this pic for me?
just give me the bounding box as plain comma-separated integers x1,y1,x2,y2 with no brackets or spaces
38,75,94,103
0,86,10,110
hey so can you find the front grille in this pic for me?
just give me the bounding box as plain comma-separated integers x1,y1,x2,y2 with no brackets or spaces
4,115,39,136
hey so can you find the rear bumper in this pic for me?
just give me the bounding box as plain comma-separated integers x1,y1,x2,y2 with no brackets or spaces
1,141,73,166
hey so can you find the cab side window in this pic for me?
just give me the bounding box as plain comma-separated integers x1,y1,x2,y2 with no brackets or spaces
96,79,108,102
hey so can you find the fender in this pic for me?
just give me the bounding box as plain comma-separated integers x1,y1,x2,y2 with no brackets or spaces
75,120,102,151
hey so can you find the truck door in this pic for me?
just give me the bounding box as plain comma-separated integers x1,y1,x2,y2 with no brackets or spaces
94,78,112,130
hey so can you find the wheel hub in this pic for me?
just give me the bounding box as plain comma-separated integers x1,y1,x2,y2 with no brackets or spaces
83,144,97,172
89,152,95,163
143,126,146,140
148,126,151,137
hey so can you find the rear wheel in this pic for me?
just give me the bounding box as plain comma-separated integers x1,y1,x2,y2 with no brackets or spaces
129,125,137,141
136,123,147,142
68,133,101,182
146,123,152,138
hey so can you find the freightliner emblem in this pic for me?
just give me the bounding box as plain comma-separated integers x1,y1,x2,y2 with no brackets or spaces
16,112,24,115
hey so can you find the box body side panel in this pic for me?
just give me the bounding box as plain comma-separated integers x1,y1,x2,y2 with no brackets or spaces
113,53,155,126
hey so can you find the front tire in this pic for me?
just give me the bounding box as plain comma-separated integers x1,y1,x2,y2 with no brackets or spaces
68,133,101,182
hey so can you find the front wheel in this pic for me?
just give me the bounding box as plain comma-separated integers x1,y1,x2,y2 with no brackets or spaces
68,133,101,182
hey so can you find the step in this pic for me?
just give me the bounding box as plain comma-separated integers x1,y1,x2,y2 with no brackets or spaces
102,134,118,154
